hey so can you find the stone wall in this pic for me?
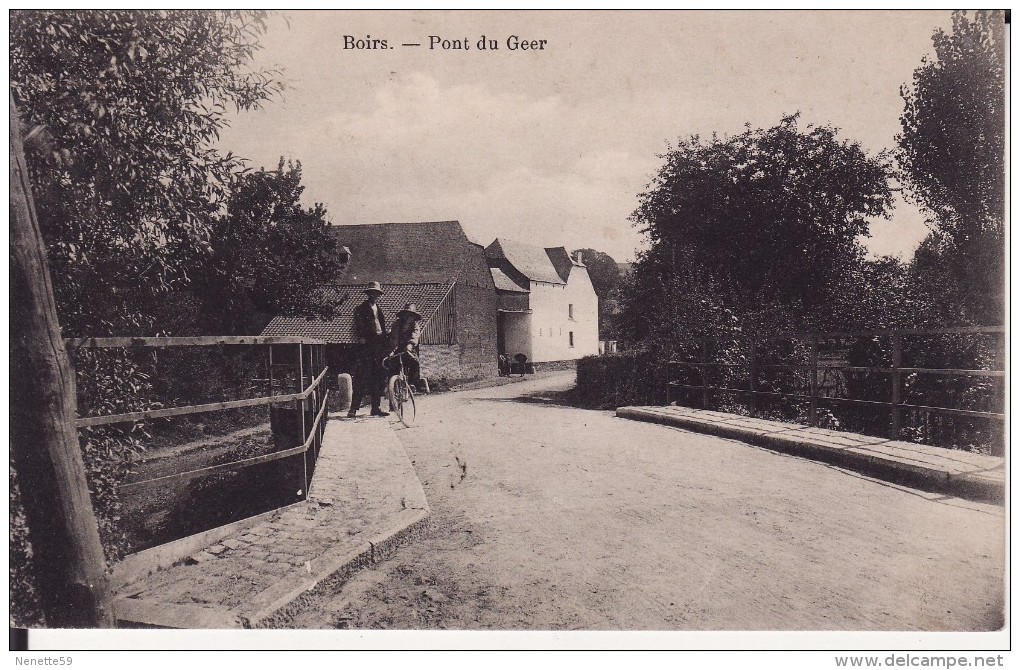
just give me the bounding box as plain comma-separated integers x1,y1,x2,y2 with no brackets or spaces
453,283,498,378
420,344,463,380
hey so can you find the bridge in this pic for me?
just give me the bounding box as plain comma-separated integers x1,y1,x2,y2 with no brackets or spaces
48,324,1001,629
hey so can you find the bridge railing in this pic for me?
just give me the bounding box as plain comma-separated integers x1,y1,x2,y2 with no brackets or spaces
66,336,330,550
665,326,1005,454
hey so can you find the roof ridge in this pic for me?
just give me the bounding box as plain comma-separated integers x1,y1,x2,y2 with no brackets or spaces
331,220,462,228
326,281,455,285
486,236,566,284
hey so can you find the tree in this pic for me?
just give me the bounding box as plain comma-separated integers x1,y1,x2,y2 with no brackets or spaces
628,115,894,339
10,10,279,336
9,12,280,623
898,10,1005,325
193,159,347,335
572,248,622,339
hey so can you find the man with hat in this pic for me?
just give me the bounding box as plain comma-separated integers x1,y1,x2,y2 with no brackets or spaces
348,281,389,418
388,303,423,387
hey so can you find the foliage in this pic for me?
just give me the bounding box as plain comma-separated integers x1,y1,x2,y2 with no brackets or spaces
829,255,926,331
71,349,157,558
10,9,279,336
572,248,622,339
191,159,347,335
620,116,903,418
606,112,1003,453
10,12,279,618
630,115,894,323
575,351,670,409
897,10,1005,326
10,464,46,627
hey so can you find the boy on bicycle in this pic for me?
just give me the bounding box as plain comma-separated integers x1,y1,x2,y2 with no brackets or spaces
388,303,423,385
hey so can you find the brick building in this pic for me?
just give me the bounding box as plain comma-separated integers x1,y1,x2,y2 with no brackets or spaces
261,221,498,381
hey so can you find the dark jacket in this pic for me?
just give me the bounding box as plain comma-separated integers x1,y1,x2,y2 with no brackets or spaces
353,299,386,344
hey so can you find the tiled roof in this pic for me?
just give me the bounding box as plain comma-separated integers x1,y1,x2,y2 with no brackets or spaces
260,283,453,344
489,267,529,293
331,221,491,287
485,238,566,284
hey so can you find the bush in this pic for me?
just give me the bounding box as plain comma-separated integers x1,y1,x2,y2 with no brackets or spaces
575,350,672,409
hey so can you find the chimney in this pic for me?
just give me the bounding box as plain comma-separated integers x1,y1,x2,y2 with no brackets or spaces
575,250,583,265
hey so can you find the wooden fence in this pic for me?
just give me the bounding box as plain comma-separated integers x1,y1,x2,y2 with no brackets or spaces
665,326,1005,453
66,336,330,524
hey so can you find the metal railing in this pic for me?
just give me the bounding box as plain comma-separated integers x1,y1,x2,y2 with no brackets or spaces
66,336,330,546
665,326,1005,452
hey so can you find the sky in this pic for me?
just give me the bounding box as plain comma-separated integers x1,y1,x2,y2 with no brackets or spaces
217,10,954,263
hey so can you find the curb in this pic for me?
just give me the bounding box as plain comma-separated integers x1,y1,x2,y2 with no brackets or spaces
616,407,1004,504
112,416,432,629
242,418,432,628
110,502,305,593
246,509,431,628
113,507,431,630
113,597,244,629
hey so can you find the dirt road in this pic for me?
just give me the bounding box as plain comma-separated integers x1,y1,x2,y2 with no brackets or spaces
286,372,1005,630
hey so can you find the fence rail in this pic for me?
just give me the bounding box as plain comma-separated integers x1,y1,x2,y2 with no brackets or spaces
67,335,331,550
118,386,330,494
74,366,330,428
66,335,327,349
665,326,1005,451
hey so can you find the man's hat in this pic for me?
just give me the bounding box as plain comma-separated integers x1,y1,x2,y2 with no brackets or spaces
363,281,384,295
398,303,423,319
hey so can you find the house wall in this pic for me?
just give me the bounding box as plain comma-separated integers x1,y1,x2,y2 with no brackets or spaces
420,344,463,380
452,283,498,378
494,289,530,313
526,269,600,363
499,311,533,361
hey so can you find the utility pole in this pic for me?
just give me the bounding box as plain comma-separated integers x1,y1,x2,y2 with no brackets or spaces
9,95,113,627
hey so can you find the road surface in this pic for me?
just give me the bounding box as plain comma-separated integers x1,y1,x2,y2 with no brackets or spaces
287,371,1005,630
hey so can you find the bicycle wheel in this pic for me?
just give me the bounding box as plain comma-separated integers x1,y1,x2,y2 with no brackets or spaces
397,377,416,427
387,375,416,427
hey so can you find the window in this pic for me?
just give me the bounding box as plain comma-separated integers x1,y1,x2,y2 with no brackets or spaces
568,303,574,320
569,331,574,347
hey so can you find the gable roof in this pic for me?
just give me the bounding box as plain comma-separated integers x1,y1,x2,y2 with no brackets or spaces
260,283,454,344
485,238,566,285
332,221,487,286
545,247,578,282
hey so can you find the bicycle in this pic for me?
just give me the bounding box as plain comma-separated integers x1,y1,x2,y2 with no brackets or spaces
382,350,419,427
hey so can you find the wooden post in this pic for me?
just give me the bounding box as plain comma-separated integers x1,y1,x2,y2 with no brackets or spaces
299,344,308,498
748,339,758,417
9,96,113,627
809,336,819,427
268,344,274,396
890,331,902,439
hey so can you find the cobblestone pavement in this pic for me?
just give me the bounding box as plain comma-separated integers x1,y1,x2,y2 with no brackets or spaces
112,413,428,628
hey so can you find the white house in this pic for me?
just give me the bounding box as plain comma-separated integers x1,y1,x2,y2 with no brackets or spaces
485,238,599,365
